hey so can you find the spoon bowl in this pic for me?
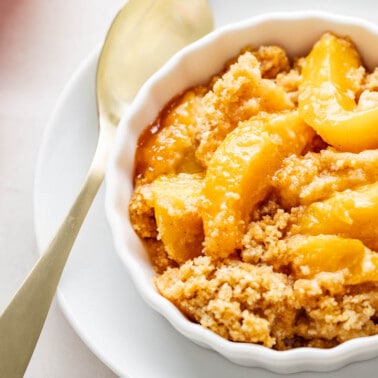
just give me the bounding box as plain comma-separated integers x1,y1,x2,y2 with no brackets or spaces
97,0,213,126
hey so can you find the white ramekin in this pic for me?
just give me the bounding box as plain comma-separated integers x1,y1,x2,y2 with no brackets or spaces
105,11,378,373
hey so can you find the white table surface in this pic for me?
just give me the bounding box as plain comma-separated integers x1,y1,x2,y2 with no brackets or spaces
1,1,378,377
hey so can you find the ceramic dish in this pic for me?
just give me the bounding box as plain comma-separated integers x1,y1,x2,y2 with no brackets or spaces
107,10,378,374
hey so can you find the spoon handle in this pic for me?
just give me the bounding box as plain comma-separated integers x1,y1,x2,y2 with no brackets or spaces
0,125,115,377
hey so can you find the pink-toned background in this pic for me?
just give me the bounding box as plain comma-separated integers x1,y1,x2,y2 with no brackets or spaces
0,1,123,376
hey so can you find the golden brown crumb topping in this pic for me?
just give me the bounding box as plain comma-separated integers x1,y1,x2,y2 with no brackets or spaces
129,33,378,349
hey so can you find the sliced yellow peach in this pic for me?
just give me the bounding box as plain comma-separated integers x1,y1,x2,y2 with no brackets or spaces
135,90,204,183
299,32,378,152
202,111,314,259
293,182,378,251
286,234,364,277
151,173,204,264
285,234,378,285
195,51,294,167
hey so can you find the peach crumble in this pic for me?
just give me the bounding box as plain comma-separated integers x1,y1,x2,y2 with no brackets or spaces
129,33,378,349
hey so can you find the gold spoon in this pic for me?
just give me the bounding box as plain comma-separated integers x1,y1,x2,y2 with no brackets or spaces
0,1,213,376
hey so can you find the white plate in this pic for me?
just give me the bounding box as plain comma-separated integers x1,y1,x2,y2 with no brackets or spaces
34,1,378,377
